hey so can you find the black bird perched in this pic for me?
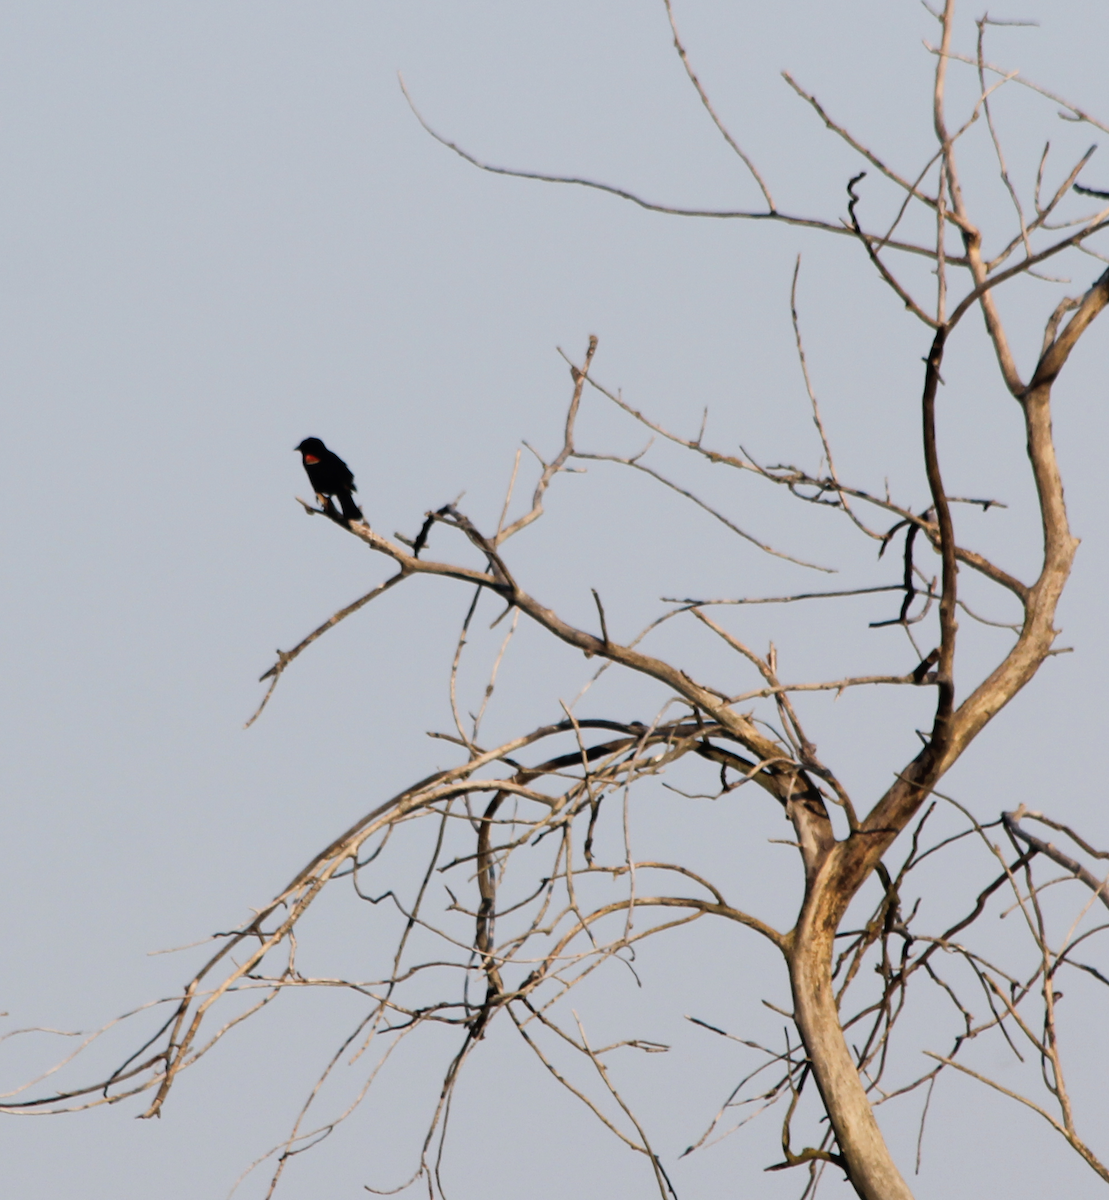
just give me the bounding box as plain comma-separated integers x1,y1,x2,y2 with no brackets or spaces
295,437,364,526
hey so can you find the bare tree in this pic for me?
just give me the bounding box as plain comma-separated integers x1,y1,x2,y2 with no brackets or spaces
5,4,1109,1199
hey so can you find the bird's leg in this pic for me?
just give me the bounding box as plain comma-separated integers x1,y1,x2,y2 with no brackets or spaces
317,493,342,522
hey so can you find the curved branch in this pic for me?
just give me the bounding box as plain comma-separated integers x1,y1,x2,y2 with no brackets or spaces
248,571,408,726
397,75,946,262
574,451,834,571
498,336,597,542
662,0,776,210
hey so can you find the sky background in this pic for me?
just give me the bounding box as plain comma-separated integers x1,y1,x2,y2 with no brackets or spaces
1,2,1108,1197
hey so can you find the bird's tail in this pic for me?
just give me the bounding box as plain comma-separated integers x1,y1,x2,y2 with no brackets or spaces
337,489,364,525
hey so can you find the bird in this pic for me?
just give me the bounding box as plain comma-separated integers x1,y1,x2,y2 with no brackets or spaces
295,437,364,526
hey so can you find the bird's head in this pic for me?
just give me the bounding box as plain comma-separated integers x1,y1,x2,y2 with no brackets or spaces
296,437,326,464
